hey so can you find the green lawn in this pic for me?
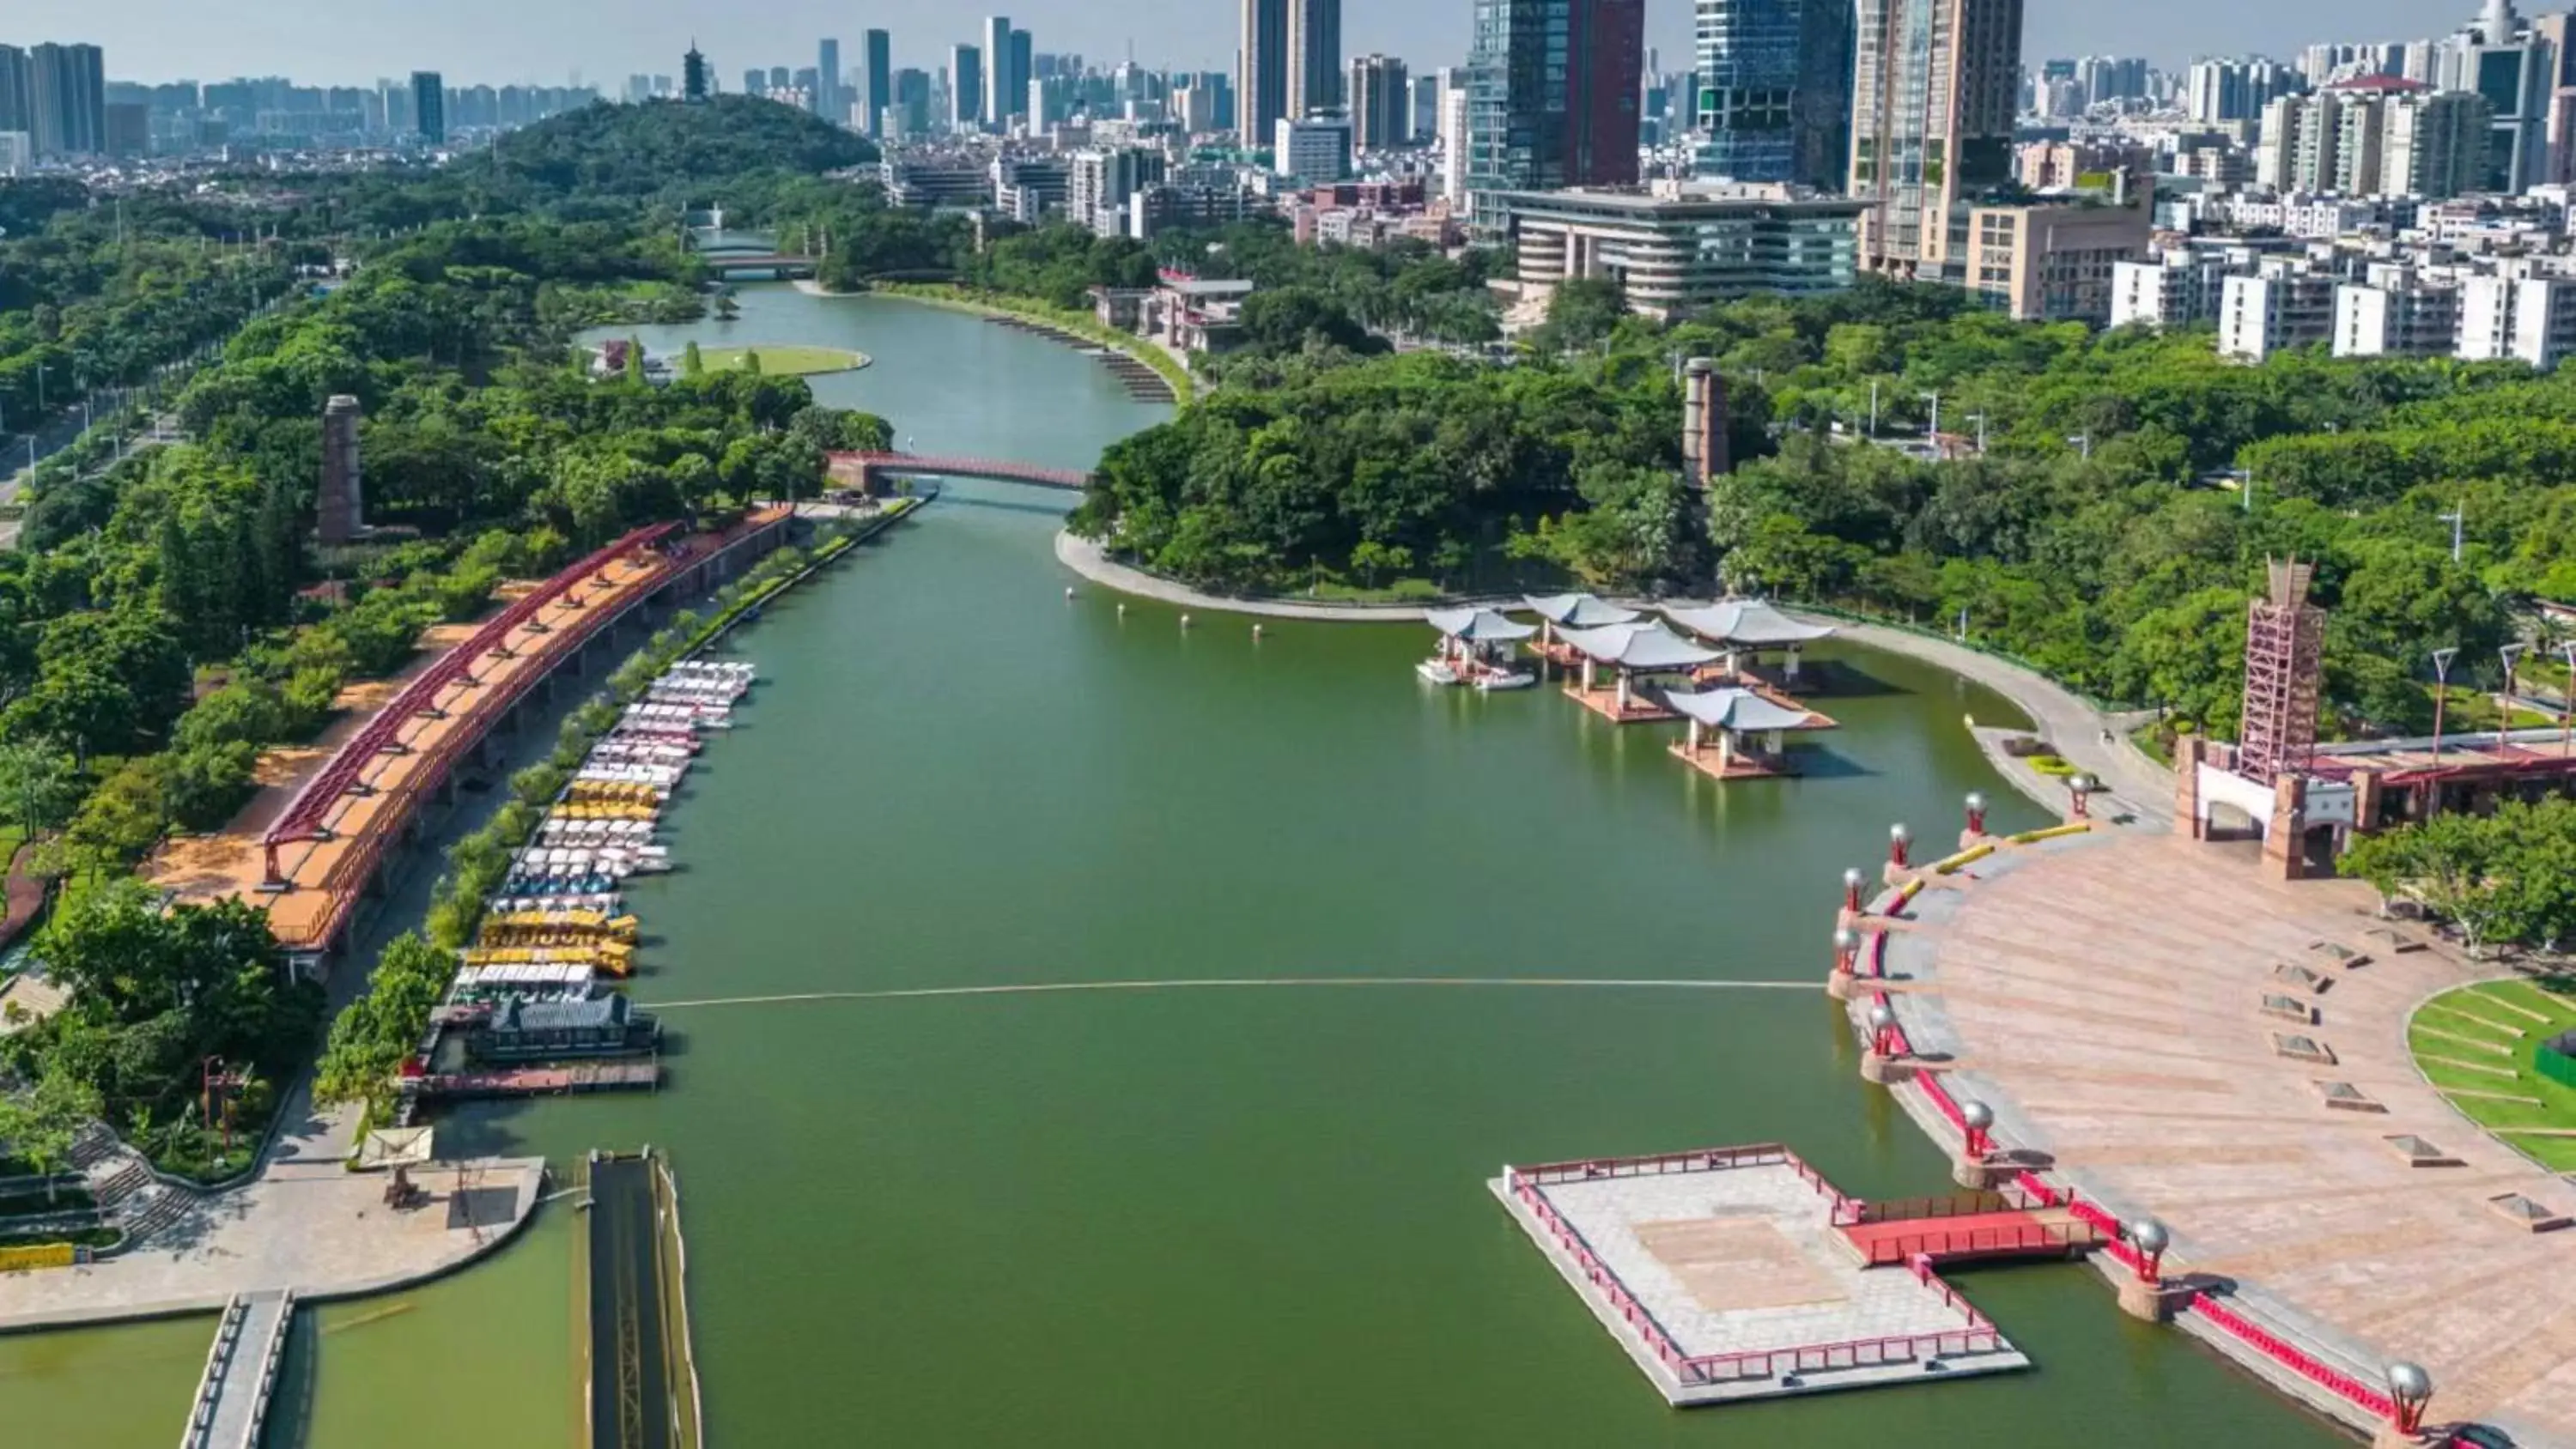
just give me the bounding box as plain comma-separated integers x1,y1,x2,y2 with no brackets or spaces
2407,976,2576,1172
695,345,869,377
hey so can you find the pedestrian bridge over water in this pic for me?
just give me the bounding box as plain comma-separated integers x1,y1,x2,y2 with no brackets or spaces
827,450,1092,494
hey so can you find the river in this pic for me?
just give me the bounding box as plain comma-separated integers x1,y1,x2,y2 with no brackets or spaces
0,286,2348,1447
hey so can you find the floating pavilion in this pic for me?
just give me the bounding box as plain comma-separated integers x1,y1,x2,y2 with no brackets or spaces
1663,685,1838,779
1664,599,1836,685
1523,592,1643,669
1423,607,1538,687
1555,621,1722,722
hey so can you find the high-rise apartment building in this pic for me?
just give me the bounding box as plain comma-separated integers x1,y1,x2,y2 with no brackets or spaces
410,70,446,144
1849,0,2023,280
1692,0,1854,189
1463,0,1648,227
27,43,105,157
0,46,31,137
862,31,893,133
817,39,841,119
2257,79,2494,200
951,45,984,128
2386,89,2500,197
2184,56,2304,124
1241,0,1292,142
2441,0,2553,191
1349,55,1409,149
744,68,766,97
1290,0,1343,117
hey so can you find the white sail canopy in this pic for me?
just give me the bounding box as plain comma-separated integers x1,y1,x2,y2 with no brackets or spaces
1554,621,1722,671
1664,686,1826,732
1425,607,1538,644
1523,593,1643,629
1664,599,1835,648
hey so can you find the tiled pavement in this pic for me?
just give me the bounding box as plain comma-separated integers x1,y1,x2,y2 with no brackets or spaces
1884,830,2576,1446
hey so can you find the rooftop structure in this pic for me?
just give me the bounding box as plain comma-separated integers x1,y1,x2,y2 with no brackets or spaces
1553,621,1722,723
1498,182,1862,321
1664,685,1838,779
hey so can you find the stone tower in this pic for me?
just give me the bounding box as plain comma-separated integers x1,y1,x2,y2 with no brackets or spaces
318,394,365,545
1680,358,1729,487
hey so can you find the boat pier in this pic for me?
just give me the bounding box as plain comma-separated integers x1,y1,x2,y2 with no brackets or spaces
581,1149,703,1449
177,1288,294,1449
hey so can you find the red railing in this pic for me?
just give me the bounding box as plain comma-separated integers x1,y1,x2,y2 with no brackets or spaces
1856,1220,2095,1265
265,523,681,852
1504,1148,2009,1390
1869,989,1966,1132
2189,1292,2398,1421
1865,929,1887,978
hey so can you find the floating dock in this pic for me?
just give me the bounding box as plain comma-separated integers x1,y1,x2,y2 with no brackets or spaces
582,1149,703,1449
1492,1145,2049,1406
409,1060,659,1105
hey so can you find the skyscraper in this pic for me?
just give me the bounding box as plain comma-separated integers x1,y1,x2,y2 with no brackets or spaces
683,44,711,103
1463,0,1647,227
863,30,893,133
983,18,1013,126
1008,29,1033,121
1692,0,1854,188
1240,0,1291,142
27,43,105,157
410,70,446,145
1849,0,2023,278
744,68,766,96
1290,0,1343,117
769,65,793,92
951,45,984,128
1349,54,1409,149
817,38,841,119
0,46,30,136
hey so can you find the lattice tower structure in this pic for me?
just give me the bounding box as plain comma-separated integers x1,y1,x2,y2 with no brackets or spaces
2236,557,2324,784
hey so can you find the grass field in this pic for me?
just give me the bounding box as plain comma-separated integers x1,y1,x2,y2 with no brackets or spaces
2407,975,2576,1172
696,345,869,377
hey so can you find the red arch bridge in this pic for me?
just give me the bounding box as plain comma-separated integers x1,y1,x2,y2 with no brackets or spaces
826,452,1092,493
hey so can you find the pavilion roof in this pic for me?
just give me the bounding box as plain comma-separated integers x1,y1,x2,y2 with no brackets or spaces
1556,621,1722,671
1425,607,1537,644
1664,598,1835,647
1522,592,1642,628
1664,686,1830,733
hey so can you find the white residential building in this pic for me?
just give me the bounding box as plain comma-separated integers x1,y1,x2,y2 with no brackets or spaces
2220,267,2339,360
2458,273,2576,368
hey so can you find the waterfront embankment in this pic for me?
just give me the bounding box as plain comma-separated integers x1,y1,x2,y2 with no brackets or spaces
809,280,1197,403
1051,528,2172,822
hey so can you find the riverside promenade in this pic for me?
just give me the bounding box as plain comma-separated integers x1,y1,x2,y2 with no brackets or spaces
1856,826,2576,1446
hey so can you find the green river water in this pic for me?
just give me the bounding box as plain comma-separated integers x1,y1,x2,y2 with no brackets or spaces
0,287,2348,1448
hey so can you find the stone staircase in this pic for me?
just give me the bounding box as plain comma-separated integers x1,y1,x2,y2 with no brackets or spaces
69,1123,203,1251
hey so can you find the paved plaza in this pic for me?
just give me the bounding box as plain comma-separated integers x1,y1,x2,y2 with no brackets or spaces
1492,1158,2026,1405
1883,830,2576,1446
0,1085,543,1332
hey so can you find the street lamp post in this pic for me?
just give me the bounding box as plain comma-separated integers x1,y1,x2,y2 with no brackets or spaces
2430,647,2458,765
1962,412,1988,455
2439,506,2465,562
1920,391,1941,448
1868,379,1880,439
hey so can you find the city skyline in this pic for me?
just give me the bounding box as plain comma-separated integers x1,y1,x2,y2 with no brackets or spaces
10,0,2457,87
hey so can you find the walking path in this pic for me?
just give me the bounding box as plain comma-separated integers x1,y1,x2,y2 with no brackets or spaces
1052,532,2176,821
183,1288,292,1449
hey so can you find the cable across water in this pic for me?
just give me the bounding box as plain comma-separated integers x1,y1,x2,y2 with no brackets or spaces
644,977,1813,1010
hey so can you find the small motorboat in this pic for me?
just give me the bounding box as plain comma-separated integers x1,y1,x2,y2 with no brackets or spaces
1475,670,1536,692
1415,658,1461,686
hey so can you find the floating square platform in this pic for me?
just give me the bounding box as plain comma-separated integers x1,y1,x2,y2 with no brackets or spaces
1491,1147,2029,1406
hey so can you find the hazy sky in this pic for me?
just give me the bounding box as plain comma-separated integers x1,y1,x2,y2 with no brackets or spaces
22,0,2470,87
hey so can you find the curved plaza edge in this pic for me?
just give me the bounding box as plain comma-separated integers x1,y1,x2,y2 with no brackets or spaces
1856,826,2576,1448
